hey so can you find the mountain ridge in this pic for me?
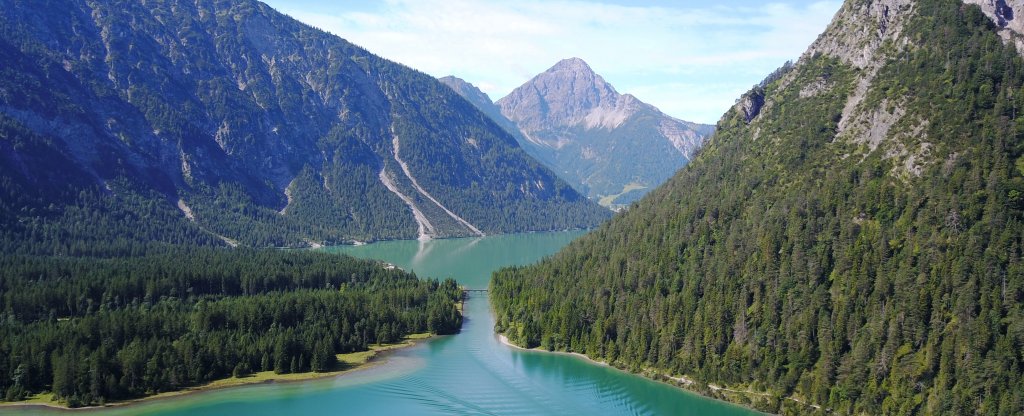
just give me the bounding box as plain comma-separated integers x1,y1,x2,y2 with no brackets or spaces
437,75,559,169
0,0,610,249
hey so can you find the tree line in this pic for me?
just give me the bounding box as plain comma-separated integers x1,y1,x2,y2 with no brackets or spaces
0,246,462,407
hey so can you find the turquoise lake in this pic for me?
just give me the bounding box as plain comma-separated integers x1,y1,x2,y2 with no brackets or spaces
9,231,758,415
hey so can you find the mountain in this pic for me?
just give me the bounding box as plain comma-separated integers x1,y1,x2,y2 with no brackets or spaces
493,58,714,207
0,0,609,250
437,76,519,139
492,1,1024,415
438,75,559,169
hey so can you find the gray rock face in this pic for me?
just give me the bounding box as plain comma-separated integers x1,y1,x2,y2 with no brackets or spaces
492,58,713,207
738,91,765,123
965,0,1024,31
805,0,1024,66
804,0,915,69
963,0,1024,51
757,0,924,176
969,0,1020,27
498,58,621,133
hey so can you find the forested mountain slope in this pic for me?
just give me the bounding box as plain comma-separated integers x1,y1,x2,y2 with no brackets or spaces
439,75,561,176
437,76,525,146
492,1,1024,414
0,0,608,248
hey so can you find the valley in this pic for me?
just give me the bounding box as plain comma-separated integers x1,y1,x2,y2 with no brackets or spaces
2,0,1022,414
6,232,753,416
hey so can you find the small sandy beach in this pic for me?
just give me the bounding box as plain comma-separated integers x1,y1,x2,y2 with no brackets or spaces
495,333,608,367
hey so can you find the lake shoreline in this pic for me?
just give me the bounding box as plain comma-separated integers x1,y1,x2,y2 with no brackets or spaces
496,333,610,367
280,226,600,250
55,230,754,415
0,333,437,413
495,332,778,414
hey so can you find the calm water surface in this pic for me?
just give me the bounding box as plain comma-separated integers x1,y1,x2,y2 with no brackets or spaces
12,231,758,415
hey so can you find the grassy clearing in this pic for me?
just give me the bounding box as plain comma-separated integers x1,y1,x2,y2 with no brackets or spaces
598,182,647,207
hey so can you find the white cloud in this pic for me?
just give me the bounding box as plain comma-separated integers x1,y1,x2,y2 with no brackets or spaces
269,0,841,124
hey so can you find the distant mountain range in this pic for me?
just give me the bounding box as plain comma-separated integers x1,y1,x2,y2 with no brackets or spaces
442,58,713,207
0,0,609,249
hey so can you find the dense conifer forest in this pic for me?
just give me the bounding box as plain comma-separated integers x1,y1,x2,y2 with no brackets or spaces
492,1,1024,414
0,169,464,407
0,244,462,407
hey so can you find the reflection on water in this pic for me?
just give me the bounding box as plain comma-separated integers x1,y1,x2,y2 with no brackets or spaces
325,231,590,289
3,231,758,415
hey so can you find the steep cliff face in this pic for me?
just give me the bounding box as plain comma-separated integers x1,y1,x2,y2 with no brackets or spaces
494,58,713,207
491,1,1024,414
0,0,609,247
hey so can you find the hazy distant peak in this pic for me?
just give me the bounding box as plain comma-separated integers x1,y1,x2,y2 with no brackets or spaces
495,57,713,206
544,57,620,101
498,58,624,131
438,75,468,86
549,57,595,74
438,75,493,104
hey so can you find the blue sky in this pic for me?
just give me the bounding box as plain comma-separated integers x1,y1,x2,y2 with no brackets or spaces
261,0,841,124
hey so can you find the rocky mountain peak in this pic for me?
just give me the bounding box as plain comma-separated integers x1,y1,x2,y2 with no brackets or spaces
491,58,712,207
497,58,620,132
549,57,596,74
